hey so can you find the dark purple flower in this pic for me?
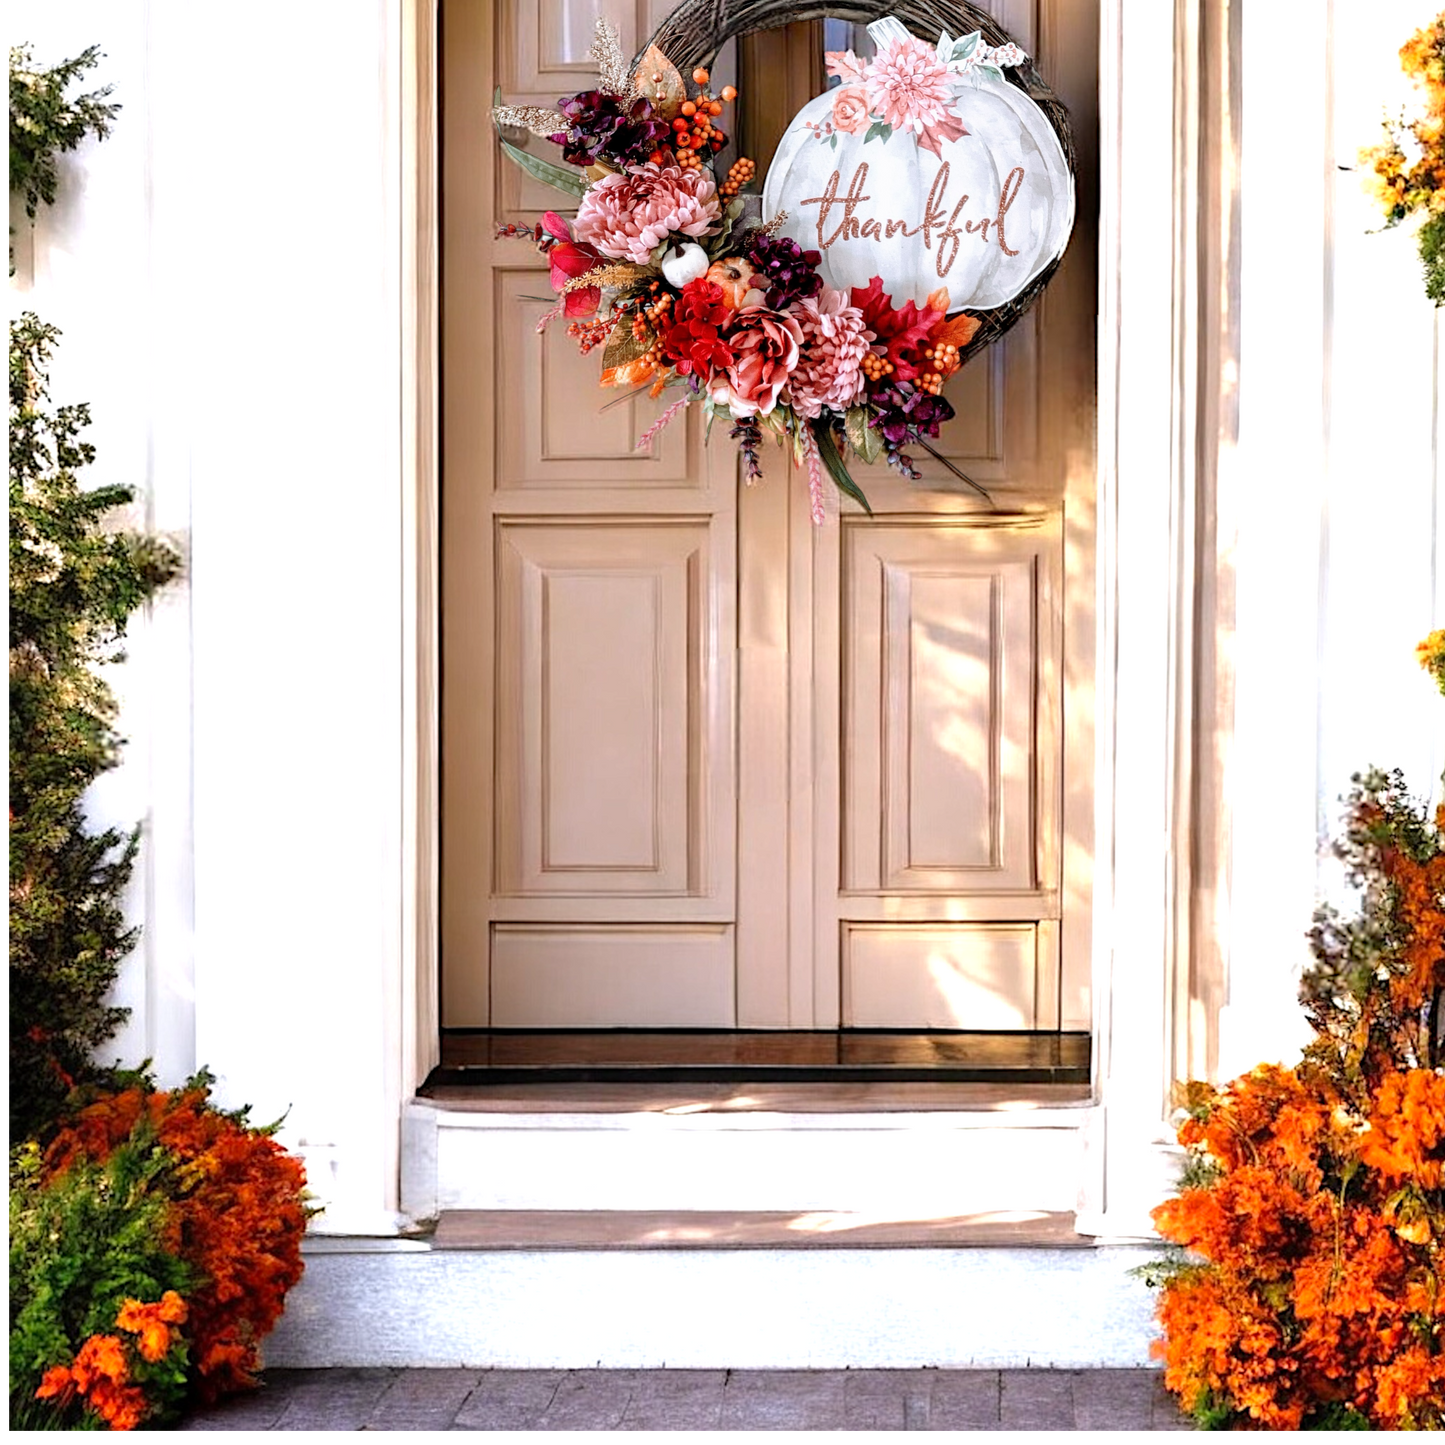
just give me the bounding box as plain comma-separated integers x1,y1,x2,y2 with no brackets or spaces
865,384,955,478
729,415,765,482
743,232,824,311
869,384,955,446
549,90,670,169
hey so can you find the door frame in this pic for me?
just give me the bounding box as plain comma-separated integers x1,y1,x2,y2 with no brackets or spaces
400,0,1226,1233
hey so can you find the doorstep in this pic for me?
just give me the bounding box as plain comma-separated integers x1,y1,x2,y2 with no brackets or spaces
400,1081,1097,1219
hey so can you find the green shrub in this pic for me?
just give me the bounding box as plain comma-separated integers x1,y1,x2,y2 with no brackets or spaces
9,1131,194,1429
9,313,181,1141
9,44,118,222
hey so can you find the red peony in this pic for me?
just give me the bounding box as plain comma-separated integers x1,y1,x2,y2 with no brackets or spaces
660,279,735,379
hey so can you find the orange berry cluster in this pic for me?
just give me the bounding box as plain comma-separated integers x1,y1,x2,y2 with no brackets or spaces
718,156,756,203
861,351,896,383
627,346,664,381
567,317,612,353
915,341,962,395
670,68,737,171
629,290,672,345
922,341,961,377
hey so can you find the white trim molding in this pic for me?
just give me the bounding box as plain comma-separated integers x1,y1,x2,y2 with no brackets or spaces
1076,0,1225,1237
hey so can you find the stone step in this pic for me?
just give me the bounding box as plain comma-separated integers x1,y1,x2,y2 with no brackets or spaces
402,1082,1096,1219
264,1234,1161,1371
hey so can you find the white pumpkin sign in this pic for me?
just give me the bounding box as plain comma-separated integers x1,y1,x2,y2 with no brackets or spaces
761,18,1074,313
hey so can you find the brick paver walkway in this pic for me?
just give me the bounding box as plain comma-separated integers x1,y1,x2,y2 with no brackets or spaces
180,1368,1193,1431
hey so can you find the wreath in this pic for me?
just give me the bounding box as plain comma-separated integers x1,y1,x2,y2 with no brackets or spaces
493,1,1075,517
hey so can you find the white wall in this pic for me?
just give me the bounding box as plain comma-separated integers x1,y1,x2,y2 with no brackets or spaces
1219,0,1443,1079
13,0,411,1232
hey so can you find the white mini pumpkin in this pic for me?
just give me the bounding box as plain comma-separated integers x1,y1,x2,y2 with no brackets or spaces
761,25,1073,313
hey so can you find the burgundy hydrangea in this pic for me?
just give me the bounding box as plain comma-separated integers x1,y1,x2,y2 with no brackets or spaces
868,384,955,448
549,90,670,168
743,232,824,311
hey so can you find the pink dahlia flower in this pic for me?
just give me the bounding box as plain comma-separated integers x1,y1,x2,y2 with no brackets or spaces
865,34,957,135
574,162,721,266
783,287,874,420
709,306,803,418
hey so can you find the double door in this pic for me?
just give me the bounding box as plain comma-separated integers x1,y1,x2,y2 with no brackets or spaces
440,0,1096,1035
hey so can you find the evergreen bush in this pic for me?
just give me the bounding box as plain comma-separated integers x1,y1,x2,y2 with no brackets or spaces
9,44,118,222
9,313,179,1139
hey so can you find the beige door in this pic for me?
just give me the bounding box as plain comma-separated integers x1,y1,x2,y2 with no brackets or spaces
441,0,1096,1034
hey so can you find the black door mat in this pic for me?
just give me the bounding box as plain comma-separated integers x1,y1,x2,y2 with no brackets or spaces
424,1030,1090,1086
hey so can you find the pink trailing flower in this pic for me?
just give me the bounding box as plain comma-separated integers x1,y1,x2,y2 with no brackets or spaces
801,426,828,526
635,393,692,452
783,287,874,420
865,34,968,159
708,305,803,418
574,162,721,265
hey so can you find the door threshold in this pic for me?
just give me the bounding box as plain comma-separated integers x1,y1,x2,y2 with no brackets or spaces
427,1029,1090,1088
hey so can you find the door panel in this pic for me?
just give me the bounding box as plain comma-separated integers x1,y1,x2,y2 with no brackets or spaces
492,924,735,1026
495,271,701,488
493,520,712,898
843,921,1058,1029
843,523,1045,896
442,0,735,1027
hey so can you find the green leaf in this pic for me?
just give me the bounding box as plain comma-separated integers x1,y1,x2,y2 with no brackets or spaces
976,64,1005,82
844,406,883,466
950,32,981,62
498,137,588,199
707,197,748,257
813,423,874,515
828,132,838,151
863,120,893,146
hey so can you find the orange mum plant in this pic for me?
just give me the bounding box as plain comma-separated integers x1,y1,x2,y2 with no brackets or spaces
1146,658,1445,1429
10,1072,311,1431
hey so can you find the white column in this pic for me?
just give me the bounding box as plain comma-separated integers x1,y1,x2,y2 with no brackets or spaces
1076,0,1194,1238
169,0,411,1234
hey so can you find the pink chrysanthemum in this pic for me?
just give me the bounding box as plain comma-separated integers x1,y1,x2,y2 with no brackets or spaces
865,34,956,135
574,162,721,266
783,287,874,420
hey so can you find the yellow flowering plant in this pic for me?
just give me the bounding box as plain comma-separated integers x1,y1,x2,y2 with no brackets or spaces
1362,14,1445,302
1419,628,1445,695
